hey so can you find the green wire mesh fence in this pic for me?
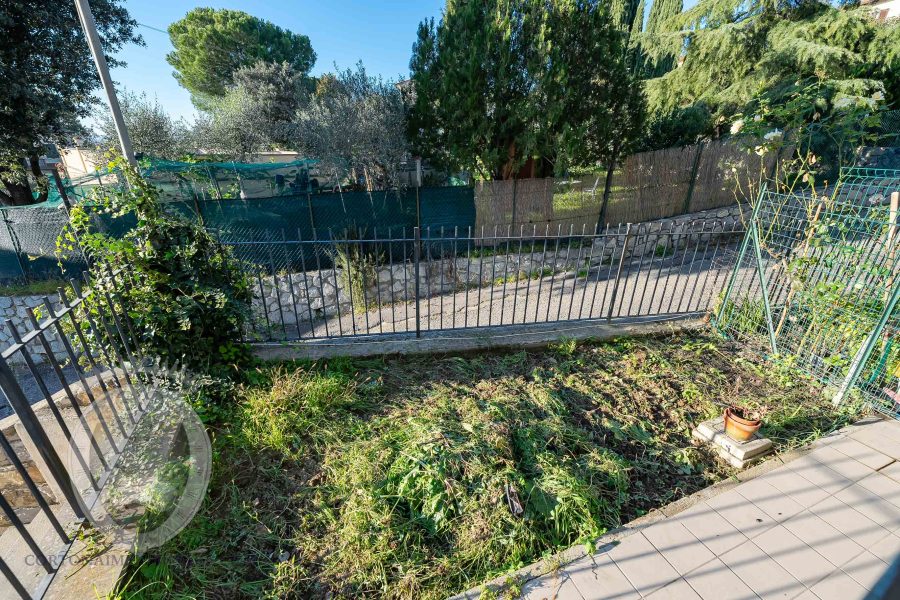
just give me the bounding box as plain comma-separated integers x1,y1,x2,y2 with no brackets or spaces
715,167,900,415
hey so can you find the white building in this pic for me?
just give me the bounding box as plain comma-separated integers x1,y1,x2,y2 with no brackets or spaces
862,0,900,21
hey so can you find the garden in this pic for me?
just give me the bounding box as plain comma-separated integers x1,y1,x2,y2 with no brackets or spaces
114,332,862,599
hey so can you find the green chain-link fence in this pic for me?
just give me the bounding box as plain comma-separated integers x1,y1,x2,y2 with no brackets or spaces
715,167,900,414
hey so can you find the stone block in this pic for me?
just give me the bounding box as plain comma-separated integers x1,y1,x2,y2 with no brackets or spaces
693,416,773,469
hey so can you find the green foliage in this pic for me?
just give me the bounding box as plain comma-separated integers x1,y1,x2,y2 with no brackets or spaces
643,1,900,129
642,104,713,150
59,158,253,379
117,334,862,599
409,0,645,179
0,0,140,205
166,8,316,104
94,91,192,160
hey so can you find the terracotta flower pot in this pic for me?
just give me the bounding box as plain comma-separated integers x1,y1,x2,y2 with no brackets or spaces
724,407,761,442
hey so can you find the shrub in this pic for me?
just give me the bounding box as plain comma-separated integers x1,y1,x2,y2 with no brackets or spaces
58,158,253,379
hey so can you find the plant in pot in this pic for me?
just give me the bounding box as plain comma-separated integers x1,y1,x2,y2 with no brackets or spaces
724,405,762,442
722,378,764,442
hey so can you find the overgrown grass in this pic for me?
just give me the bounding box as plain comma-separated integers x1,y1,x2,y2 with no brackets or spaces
0,278,68,297
114,333,865,599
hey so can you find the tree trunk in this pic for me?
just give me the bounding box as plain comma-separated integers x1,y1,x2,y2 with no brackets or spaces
598,142,622,226
0,153,47,206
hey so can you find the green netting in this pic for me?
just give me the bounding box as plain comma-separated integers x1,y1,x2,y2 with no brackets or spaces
0,163,477,281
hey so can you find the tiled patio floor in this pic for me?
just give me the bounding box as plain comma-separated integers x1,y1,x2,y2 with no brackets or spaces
519,418,900,600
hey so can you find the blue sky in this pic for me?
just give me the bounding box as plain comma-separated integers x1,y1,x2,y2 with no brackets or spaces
110,1,694,122
111,0,446,122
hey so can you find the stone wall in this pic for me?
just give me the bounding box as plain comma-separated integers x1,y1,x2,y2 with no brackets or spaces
253,203,748,331
0,295,68,365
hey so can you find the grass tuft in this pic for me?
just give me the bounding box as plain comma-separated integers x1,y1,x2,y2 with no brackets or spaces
117,333,865,599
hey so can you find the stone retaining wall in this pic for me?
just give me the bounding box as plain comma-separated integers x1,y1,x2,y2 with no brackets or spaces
0,295,67,365
253,204,748,330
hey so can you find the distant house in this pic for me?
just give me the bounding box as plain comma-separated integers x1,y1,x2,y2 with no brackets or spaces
862,0,900,21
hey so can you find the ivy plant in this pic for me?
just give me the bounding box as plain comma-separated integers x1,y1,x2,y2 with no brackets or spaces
57,157,254,380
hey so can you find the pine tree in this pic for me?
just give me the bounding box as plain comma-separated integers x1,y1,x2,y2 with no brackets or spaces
643,0,900,123
643,0,684,77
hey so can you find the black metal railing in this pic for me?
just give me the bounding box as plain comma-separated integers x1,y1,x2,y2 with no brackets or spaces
0,267,151,599
226,218,746,343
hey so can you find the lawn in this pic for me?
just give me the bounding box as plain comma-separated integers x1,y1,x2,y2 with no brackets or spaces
116,332,864,599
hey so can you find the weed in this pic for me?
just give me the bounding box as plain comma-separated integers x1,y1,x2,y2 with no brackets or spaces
117,333,864,599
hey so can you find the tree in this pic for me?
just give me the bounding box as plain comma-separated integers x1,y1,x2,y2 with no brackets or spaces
642,0,900,131
293,63,409,190
231,61,310,146
167,8,316,105
192,60,311,160
95,91,191,160
643,0,683,77
408,0,644,180
0,0,141,205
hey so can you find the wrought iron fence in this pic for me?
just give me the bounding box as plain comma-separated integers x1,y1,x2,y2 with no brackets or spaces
229,218,746,343
0,267,154,599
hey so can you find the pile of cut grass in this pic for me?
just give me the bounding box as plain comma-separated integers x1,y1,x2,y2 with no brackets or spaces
114,333,864,599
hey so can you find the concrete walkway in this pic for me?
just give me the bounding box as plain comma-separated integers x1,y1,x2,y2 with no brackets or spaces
517,419,900,600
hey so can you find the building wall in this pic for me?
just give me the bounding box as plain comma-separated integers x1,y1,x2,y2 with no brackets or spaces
868,0,900,21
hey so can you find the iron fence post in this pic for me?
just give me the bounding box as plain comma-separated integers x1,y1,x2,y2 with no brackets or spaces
750,225,778,354
715,182,767,331
607,223,633,322
0,355,89,519
414,226,422,338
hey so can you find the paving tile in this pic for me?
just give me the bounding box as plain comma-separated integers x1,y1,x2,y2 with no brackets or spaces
786,456,856,496
607,532,680,597
841,550,890,591
829,437,895,471
857,472,900,510
645,577,702,599
520,570,584,600
835,482,900,531
809,446,875,482
759,465,831,508
753,525,837,588
642,520,715,575
735,478,804,523
810,495,893,550
706,488,778,539
564,552,640,600
792,591,819,600
674,502,750,555
783,510,865,566
879,461,900,484
809,569,868,600
869,533,900,564
849,420,900,445
683,558,758,600
851,426,900,461
719,540,806,600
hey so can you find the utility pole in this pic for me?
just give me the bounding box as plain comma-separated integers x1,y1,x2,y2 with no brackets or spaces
73,0,137,167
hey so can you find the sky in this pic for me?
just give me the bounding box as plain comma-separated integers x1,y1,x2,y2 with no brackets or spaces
110,0,446,122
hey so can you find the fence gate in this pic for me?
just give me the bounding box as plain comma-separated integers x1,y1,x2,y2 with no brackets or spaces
715,167,900,415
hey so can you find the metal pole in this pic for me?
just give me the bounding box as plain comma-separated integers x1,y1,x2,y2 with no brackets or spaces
834,281,900,406
73,0,136,167
607,223,633,322
715,182,767,331
414,226,422,338
751,225,778,354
